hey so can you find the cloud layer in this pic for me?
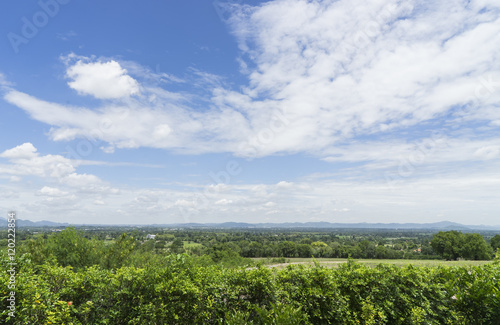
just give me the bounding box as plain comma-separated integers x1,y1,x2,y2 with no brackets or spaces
3,0,500,160
1,143,499,224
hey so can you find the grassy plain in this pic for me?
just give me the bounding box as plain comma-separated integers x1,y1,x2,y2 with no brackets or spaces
183,241,203,248
253,257,491,269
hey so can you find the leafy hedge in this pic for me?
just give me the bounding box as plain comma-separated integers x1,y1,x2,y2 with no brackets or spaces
1,254,499,324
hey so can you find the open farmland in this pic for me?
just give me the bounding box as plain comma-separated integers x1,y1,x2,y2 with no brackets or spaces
254,257,492,269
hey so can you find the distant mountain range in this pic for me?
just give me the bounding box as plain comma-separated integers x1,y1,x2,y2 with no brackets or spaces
156,221,500,231
1,218,499,231
0,217,69,227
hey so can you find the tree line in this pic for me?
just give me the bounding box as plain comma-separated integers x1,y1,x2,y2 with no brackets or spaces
7,228,499,272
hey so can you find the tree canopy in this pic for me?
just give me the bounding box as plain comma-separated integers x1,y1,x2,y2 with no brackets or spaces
431,231,492,260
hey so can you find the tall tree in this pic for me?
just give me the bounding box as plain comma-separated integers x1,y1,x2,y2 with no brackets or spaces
490,234,500,251
431,231,492,260
460,233,492,260
430,231,464,260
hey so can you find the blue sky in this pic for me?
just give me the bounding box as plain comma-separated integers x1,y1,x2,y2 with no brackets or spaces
1,0,500,225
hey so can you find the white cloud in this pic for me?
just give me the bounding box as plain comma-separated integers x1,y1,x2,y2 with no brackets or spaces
0,143,75,179
0,73,13,88
217,0,500,154
100,146,115,154
215,198,233,205
57,30,77,41
61,173,102,188
0,143,124,223
9,176,22,182
473,145,500,160
263,201,276,208
3,89,249,154
1,149,499,224
0,143,38,159
37,186,69,197
66,59,140,99
276,181,293,189
174,199,194,207
0,143,111,190
321,136,500,169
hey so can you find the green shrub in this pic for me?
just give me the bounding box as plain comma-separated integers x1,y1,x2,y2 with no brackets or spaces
2,252,500,325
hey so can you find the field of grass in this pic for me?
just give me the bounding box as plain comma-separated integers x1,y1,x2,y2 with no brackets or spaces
252,257,491,268
183,241,203,248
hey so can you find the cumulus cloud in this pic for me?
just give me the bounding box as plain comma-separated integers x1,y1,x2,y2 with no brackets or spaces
215,198,233,205
62,173,103,188
276,181,294,189
0,142,38,159
0,143,75,179
263,201,276,208
66,59,140,99
0,143,107,189
37,186,69,197
0,143,123,223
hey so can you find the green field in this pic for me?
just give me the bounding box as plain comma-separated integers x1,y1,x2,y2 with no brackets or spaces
253,257,492,268
183,241,203,248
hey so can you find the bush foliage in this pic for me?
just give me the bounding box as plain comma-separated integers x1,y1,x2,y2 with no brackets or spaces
2,253,500,324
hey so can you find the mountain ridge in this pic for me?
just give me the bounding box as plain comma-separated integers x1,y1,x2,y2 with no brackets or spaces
1,218,499,230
